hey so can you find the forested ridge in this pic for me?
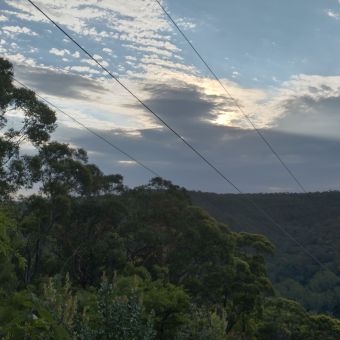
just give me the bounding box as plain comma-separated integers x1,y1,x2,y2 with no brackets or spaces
190,191,340,318
1,56,340,339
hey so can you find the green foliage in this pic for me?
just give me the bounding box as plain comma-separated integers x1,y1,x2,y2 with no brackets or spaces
309,314,340,340
174,306,227,340
42,274,77,331
255,297,340,340
76,279,156,340
142,280,190,339
191,190,340,317
0,208,25,292
0,290,69,339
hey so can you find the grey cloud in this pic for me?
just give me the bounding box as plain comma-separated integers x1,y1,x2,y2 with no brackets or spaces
51,118,340,194
14,64,106,99
142,85,216,123
126,83,236,138
50,81,340,193
276,94,340,139
15,73,340,193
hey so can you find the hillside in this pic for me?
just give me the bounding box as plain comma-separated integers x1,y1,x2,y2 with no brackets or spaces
190,191,340,317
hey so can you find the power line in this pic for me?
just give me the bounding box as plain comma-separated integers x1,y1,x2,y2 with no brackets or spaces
26,0,329,272
13,78,160,178
12,82,275,268
26,0,241,193
153,0,307,194
152,1,340,256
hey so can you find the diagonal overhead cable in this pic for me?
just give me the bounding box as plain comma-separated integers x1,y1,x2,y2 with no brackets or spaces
26,0,241,193
153,1,340,257
26,0,329,271
153,0,307,194
13,78,160,178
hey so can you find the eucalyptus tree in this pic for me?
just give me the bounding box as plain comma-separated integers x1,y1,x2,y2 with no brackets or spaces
0,58,56,198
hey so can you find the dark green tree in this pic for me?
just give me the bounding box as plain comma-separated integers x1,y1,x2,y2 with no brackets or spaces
0,58,56,198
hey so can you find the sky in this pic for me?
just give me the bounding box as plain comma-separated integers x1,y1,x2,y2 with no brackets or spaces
1,0,340,193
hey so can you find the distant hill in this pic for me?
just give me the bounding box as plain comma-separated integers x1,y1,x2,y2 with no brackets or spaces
190,191,340,317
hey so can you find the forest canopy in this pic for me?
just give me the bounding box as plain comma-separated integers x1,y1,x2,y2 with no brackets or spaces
190,190,340,318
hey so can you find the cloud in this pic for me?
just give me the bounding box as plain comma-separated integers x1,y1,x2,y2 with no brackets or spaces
102,47,114,55
14,64,107,99
118,160,137,165
232,71,240,78
139,55,196,74
327,9,340,19
263,74,340,139
49,48,80,59
4,53,37,67
134,83,227,132
68,65,101,74
275,94,340,138
2,25,38,36
72,51,80,58
81,57,109,68
176,17,197,30
3,0,189,76
49,48,71,57
51,114,340,193
12,62,158,131
93,54,103,60
11,60,340,193
123,44,174,58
